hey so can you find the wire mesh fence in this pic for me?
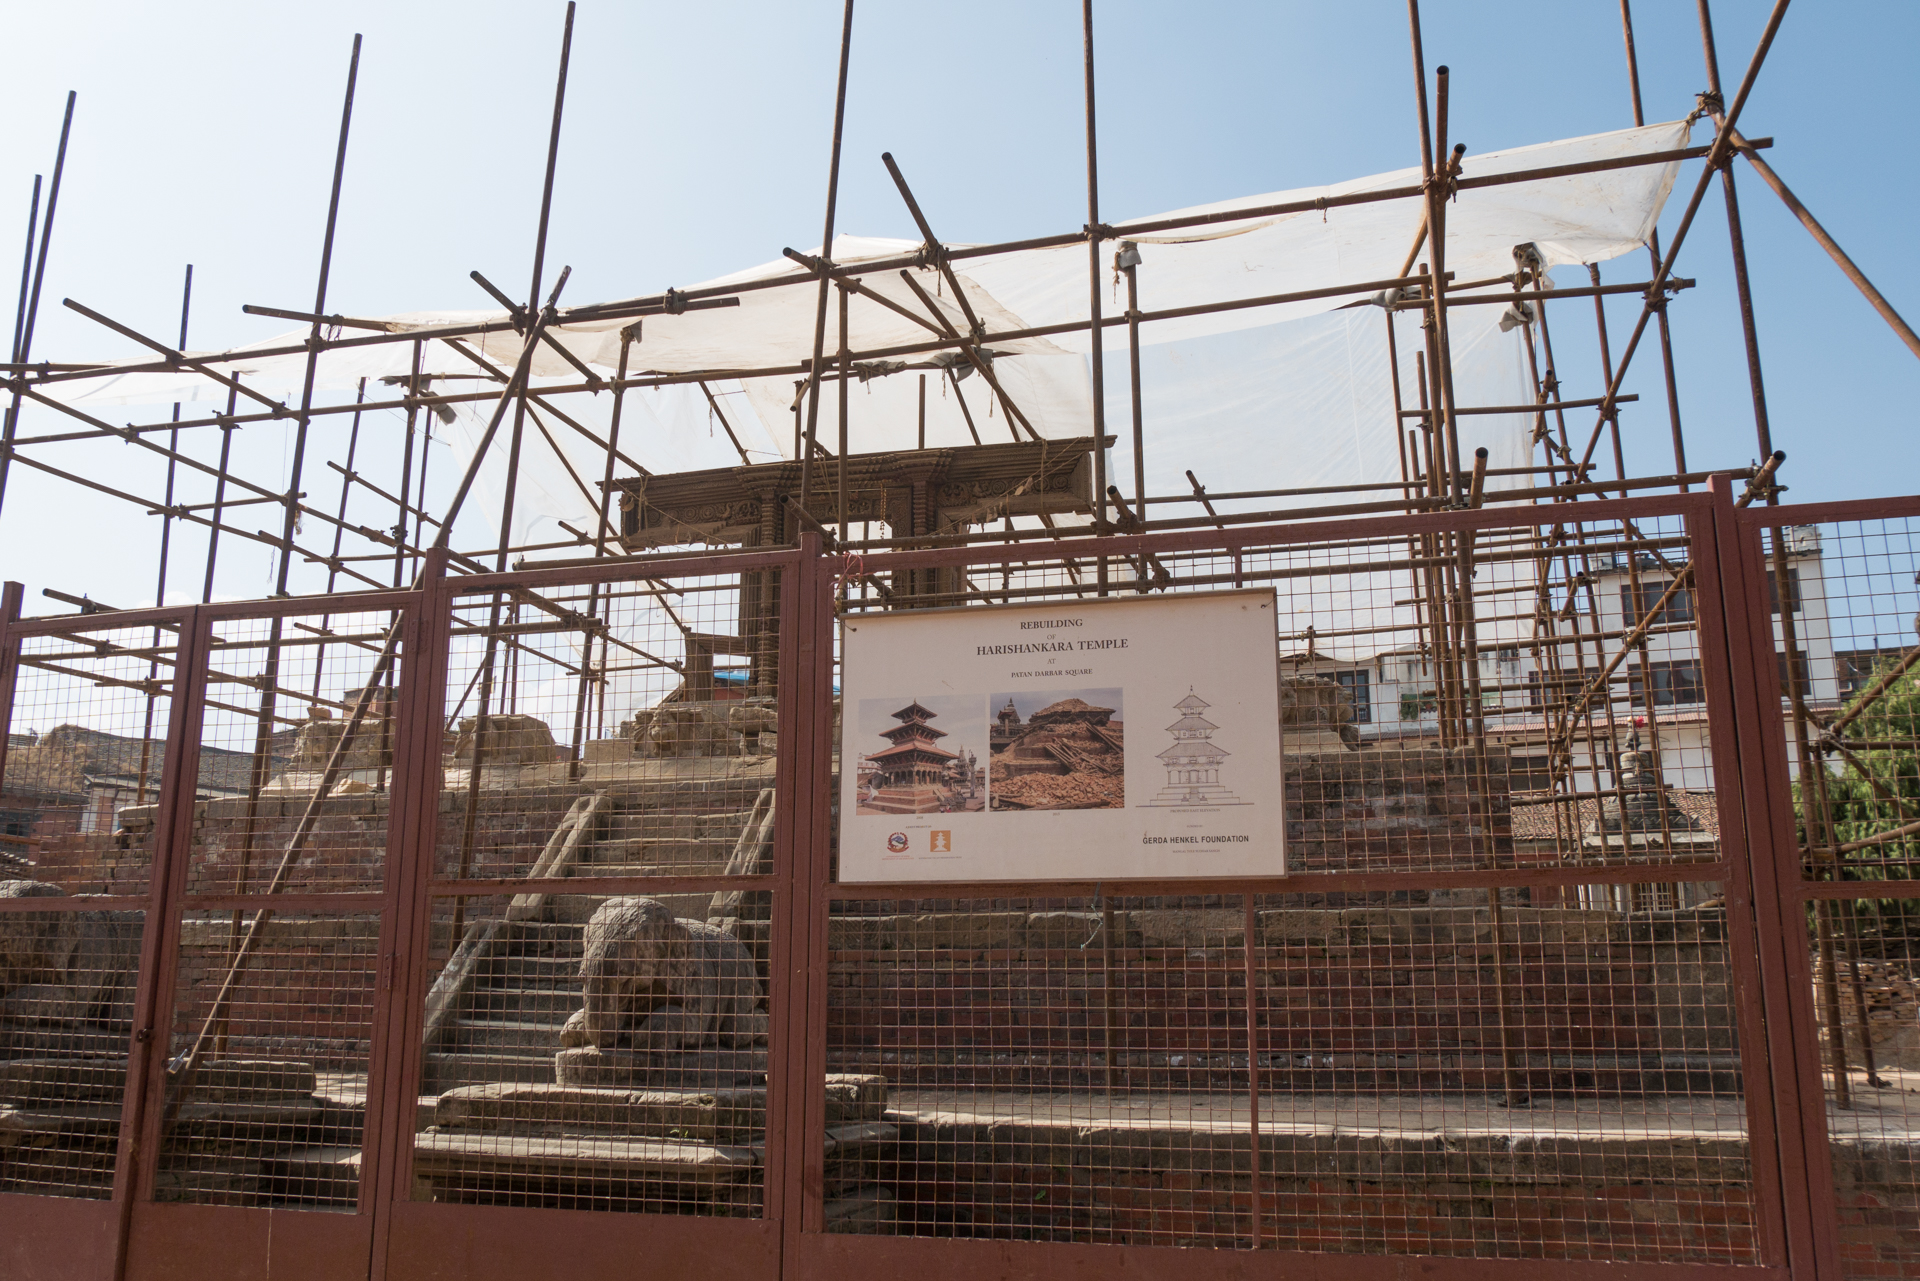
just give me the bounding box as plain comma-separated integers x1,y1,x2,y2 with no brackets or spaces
3,494,1916,1273
1752,515,1920,888
407,561,789,1219
4,620,186,898
1731,507,1920,1280
0,900,143,1200
181,607,405,899
816,505,1758,1255
1809,895,1920,1281
820,876,1751,1257
0,614,170,1202
152,908,378,1209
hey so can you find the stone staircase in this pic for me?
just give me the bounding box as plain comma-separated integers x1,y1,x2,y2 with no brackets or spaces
426,921,586,1092
423,786,774,1094
555,792,769,922
408,783,896,1224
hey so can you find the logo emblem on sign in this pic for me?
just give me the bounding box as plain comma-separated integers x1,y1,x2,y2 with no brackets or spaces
887,832,909,852
930,830,952,853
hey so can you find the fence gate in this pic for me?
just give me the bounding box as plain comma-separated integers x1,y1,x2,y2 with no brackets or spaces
0,485,1914,1280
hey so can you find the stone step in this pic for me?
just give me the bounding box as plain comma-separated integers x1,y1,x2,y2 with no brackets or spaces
450,1018,568,1056
428,1074,887,1145
585,837,737,869
0,1026,130,1059
497,954,582,985
0,1138,119,1196
435,1083,768,1144
468,986,579,1019
555,1046,768,1090
604,808,762,842
0,1057,318,1109
0,1100,125,1142
267,1145,362,1208
819,1051,1744,1096
423,1051,556,1090
410,1129,757,1193
565,861,729,879
507,920,585,951
0,1056,128,1104
824,1187,897,1234
152,1157,266,1205
549,890,720,924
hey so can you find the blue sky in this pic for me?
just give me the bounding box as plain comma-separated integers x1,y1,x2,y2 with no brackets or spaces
0,1,1914,608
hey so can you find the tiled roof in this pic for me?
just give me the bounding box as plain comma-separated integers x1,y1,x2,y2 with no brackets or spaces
1509,789,1722,843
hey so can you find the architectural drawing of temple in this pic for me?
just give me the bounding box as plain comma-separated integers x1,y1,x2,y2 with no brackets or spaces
1146,690,1246,806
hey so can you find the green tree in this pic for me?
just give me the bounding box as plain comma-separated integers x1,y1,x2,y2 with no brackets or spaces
1796,659,1920,918
1812,660,1920,860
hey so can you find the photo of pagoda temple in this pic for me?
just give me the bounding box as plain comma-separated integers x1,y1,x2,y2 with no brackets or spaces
857,698,979,815
1146,689,1248,807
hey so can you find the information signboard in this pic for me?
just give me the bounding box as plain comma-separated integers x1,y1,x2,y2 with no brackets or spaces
838,588,1285,882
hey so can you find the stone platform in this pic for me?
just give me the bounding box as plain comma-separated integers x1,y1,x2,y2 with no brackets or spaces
0,1054,354,1202
554,1046,769,1089
859,785,946,815
859,1081,1920,1253
412,1073,896,1222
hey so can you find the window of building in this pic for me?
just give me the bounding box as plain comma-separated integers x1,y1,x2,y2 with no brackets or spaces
1767,566,1803,615
1777,649,1811,698
1838,650,1901,700
1628,659,1705,707
1333,669,1371,724
1620,579,1693,628
1399,688,1437,721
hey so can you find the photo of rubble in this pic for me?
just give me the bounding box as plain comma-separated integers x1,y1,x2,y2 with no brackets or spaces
986,689,1126,810
853,694,984,815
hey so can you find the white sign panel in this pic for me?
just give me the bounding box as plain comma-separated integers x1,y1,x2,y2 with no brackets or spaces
839,589,1285,882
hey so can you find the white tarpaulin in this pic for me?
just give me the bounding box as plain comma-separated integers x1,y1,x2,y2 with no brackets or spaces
31,119,1690,668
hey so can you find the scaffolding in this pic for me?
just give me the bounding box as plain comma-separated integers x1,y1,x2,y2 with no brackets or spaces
2,0,1920,1269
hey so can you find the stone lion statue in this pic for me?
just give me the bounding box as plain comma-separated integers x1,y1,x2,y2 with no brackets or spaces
559,897,768,1053
0,879,139,1028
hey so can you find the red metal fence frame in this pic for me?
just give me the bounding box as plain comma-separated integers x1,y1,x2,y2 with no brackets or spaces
4,484,1914,1279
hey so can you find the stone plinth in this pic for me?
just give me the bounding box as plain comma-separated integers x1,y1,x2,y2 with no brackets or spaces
413,1074,896,1223
554,1046,768,1090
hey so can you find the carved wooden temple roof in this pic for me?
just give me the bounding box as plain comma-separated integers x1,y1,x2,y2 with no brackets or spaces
607,436,1108,550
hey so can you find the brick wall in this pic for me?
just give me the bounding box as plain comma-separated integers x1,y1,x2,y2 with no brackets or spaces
166,917,383,1070
826,906,1734,1092
1835,1145,1920,1279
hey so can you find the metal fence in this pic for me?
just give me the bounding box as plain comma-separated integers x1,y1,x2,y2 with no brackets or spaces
0,483,1914,1280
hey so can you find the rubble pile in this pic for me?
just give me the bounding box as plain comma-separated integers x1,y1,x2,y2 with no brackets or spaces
1040,726,1124,776
990,770,1124,810
990,702,1125,809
